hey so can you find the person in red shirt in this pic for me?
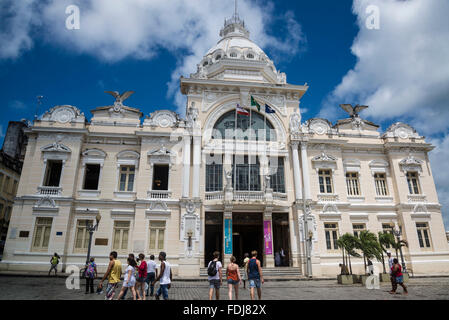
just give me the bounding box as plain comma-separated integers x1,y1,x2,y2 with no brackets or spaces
136,253,148,300
389,258,408,295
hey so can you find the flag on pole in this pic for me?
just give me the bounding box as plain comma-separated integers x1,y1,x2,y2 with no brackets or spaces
251,96,261,112
236,104,249,116
265,104,276,114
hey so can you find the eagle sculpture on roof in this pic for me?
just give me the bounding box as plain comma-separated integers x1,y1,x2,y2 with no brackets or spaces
340,104,368,118
104,91,135,105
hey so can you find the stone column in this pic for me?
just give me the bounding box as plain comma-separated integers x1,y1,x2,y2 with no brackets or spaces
300,142,311,200
182,135,191,198
291,141,303,201
192,135,201,198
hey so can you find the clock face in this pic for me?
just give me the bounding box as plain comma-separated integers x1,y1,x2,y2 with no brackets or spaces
396,128,409,139
52,108,74,123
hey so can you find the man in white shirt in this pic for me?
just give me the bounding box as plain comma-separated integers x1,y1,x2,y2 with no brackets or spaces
207,251,222,300
145,254,158,296
152,251,172,300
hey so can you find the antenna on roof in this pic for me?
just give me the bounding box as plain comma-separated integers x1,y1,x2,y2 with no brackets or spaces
35,95,44,121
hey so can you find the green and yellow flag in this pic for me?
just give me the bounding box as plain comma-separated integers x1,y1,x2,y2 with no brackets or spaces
251,95,260,112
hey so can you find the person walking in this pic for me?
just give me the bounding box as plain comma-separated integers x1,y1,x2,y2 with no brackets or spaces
120,253,136,300
387,251,395,292
226,256,241,300
247,250,264,300
152,251,172,300
85,257,97,294
98,251,122,300
242,253,249,289
136,253,147,300
207,251,222,300
390,258,408,295
48,253,60,276
145,254,158,297
117,257,139,300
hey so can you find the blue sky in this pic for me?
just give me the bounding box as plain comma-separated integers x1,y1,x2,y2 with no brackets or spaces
1,0,449,228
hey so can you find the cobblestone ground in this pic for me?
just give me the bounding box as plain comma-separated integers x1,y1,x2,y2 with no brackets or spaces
0,276,448,300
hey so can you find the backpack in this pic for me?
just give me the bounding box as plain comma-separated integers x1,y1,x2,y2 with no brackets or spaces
207,260,218,277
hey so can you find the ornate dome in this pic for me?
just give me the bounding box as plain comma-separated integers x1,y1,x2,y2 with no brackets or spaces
191,14,286,84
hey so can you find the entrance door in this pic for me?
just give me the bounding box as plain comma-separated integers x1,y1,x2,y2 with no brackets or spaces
204,212,223,267
272,212,291,267
232,212,263,266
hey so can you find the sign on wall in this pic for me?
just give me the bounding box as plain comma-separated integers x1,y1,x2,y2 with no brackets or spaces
263,220,273,255
224,218,232,254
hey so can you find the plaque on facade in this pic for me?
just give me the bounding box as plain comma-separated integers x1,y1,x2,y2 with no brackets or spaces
95,238,108,246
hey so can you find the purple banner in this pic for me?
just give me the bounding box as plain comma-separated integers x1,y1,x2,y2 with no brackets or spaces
263,220,273,255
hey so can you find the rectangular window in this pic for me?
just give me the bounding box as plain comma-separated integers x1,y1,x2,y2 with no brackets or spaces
74,219,93,251
83,164,101,190
269,157,286,193
0,204,4,219
32,217,53,251
12,180,18,195
149,220,166,251
318,170,333,194
382,223,394,248
353,223,366,238
324,223,339,250
152,164,169,191
119,166,135,191
0,173,4,191
232,155,260,191
416,223,431,248
112,221,130,251
43,160,63,187
206,161,223,192
407,172,420,195
374,173,388,196
346,172,360,196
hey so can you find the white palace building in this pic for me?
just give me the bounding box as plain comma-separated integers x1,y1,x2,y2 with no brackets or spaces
1,14,449,278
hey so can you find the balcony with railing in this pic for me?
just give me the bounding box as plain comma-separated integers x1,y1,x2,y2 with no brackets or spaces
37,186,62,196
147,190,172,199
317,194,339,203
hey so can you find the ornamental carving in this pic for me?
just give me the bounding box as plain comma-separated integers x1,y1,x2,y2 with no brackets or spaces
41,105,84,124
399,155,423,172
289,112,301,134
383,122,421,139
144,110,179,128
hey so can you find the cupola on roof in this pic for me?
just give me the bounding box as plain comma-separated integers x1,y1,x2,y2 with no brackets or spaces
190,7,287,84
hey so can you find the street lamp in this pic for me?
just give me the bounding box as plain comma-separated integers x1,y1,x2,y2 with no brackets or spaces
85,212,101,265
393,227,406,272
302,199,313,278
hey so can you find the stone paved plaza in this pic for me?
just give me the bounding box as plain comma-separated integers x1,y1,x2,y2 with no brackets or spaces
0,276,448,300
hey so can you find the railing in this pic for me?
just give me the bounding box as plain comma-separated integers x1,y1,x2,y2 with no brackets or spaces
205,191,224,200
234,191,264,201
38,186,62,196
407,194,427,202
147,190,172,199
317,194,339,202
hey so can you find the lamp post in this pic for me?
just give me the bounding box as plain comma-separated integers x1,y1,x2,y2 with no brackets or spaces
85,213,101,266
393,228,406,272
302,199,313,278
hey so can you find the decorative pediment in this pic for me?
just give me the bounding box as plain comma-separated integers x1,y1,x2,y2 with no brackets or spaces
146,200,171,215
319,203,341,218
41,143,71,153
399,155,423,172
343,159,361,173
147,146,175,165
304,118,333,135
383,122,421,139
33,196,58,213
117,150,140,168
82,148,106,166
144,110,180,128
312,151,337,162
369,159,389,174
41,105,85,124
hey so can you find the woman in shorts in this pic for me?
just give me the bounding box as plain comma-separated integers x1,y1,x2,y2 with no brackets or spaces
117,257,139,300
136,253,147,300
226,256,241,300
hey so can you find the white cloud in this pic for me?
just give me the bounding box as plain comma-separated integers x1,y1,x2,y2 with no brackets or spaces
0,0,305,114
8,100,27,110
322,0,449,135
322,0,449,228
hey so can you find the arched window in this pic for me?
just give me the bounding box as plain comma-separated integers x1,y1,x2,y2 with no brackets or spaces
215,54,221,60
212,110,276,141
230,52,237,58
247,53,254,59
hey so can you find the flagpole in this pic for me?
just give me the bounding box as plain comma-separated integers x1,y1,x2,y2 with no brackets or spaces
234,105,237,191
249,101,252,191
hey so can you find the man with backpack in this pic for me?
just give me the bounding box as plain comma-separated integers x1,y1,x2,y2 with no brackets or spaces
207,251,222,300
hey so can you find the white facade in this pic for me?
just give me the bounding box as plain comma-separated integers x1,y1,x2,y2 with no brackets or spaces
1,15,449,277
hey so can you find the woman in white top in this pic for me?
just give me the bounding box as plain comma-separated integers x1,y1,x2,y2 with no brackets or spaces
117,257,138,300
